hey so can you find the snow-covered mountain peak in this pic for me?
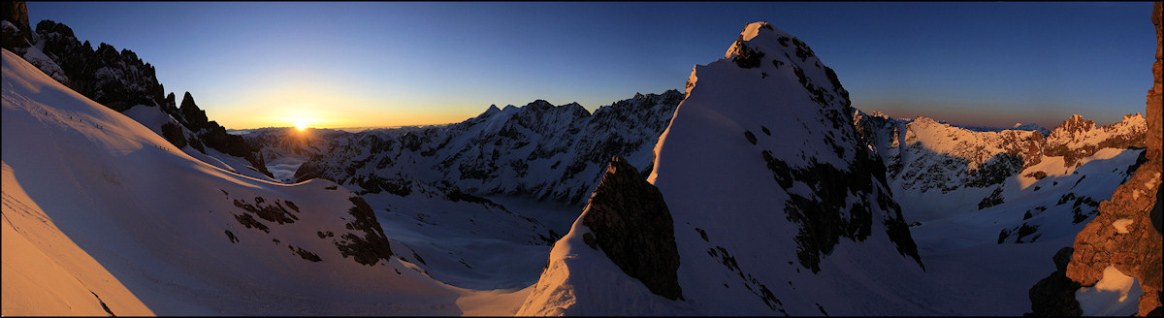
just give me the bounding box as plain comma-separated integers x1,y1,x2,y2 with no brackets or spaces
523,21,926,315
1045,113,1146,155
723,21,781,58
1054,113,1098,135
1117,112,1147,128
524,99,555,111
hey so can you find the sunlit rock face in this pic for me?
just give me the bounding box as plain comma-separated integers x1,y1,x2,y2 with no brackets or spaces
1066,2,1163,316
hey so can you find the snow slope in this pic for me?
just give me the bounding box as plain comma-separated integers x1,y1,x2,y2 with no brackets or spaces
520,22,929,315
2,162,152,316
0,49,528,315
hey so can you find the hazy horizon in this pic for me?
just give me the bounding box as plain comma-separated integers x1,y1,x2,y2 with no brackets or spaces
28,2,1156,130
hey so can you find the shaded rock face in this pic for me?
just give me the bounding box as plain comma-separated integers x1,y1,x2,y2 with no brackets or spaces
1,0,32,52
174,92,269,175
761,144,924,272
1027,247,1083,316
1066,3,1164,316
580,155,682,300
335,196,394,266
29,19,167,112
3,5,268,177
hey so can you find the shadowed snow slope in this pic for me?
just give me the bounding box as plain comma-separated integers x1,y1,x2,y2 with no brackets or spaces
0,49,529,316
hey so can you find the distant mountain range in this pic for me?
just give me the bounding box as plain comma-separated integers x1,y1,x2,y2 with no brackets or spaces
3,0,1159,315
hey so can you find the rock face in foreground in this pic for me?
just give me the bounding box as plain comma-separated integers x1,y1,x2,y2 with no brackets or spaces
1027,247,1083,316
580,155,682,300
0,1,32,51
1066,2,1163,316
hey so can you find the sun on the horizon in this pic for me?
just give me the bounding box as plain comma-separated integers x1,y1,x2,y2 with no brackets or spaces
294,118,310,132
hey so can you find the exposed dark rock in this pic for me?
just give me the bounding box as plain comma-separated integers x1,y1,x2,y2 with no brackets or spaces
334,196,393,266
761,143,923,272
978,186,1005,210
1026,247,1082,316
730,36,765,69
1015,223,1039,243
293,161,323,183
224,230,238,243
966,153,1024,188
580,155,683,300
89,291,115,317
706,245,786,314
233,213,269,233
232,197,298,225
355,175,412,196
443,185,507,211
292,246,322,262
160,122,188,149
1,1,32,52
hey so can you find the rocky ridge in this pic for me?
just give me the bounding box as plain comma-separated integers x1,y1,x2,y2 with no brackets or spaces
1064,2,1163,316
0,1,267,178
856,111,1146,194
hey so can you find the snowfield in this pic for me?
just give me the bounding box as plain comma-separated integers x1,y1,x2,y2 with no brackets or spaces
1,49,529,316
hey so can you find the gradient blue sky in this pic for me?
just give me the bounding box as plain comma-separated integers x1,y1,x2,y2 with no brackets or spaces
27,2,1157,129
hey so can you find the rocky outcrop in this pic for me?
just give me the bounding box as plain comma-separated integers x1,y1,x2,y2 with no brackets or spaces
1027,247,1083,316
580,155,682,300
335,196,394,266
1065,2,1164,316
3,4,268,177
0,0,32,52
27,19,167,112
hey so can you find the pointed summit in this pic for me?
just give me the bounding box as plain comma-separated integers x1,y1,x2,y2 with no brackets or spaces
478,104,501,118
522,20,924,315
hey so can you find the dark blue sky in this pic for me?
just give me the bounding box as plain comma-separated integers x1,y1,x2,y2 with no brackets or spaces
27,2,1157,129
